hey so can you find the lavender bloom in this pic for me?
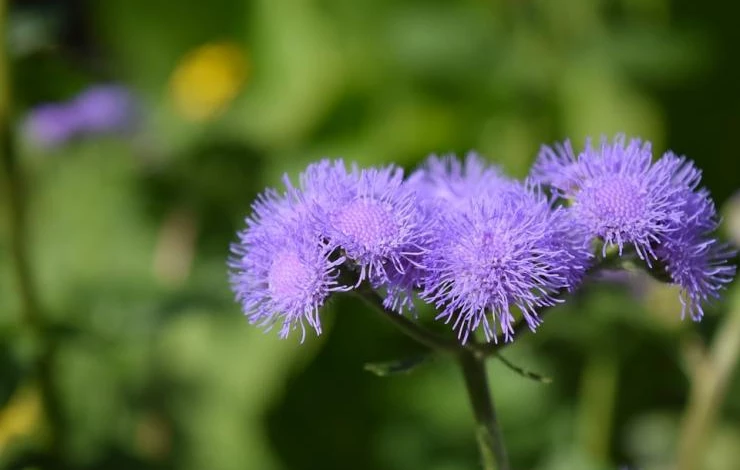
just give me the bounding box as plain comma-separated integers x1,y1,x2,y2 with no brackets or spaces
22,84,138,150
377,259,425,314
406,153,522,313
408,152,513,211
70,84,137,135
654,152,736,319
229,144,734,342
421,184,592,343
22,104,79,148
529,139,580,192
656,231,736,320
229,189,348,341
534,135,736,318
306,160,431,292
533,135,701,263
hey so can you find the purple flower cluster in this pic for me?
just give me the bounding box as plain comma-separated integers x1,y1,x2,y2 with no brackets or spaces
408,153,590,342
22,84,137,149
533,135,736,319
230,137,736,343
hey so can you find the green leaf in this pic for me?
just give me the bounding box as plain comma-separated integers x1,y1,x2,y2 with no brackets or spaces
364,354,432,377
495,354,552,384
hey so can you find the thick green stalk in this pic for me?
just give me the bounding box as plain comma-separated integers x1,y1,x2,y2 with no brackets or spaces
354,288,511,469
459,352,510,470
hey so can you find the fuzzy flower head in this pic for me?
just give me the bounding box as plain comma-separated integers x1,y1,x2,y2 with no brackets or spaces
229,189,347,341
657,231,736,320
535,135,736,318
421,184,592,343
533,135,699,263
654,167,736,320
530,140,580,192
408,152,516,213
305,160,430,289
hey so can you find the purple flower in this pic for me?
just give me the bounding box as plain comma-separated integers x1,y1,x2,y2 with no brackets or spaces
22,84,138,150
656,231,735,320
229,189,348,341
534,135,736,318
71,84,137,134
421,184,592,343
533,135,699,263
306,160,431,291
22,104,79,148
530,139,580,192
654,152,736,319
408,152,516,214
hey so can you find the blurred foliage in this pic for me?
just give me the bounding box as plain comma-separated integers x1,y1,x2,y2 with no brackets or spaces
1,0,739,469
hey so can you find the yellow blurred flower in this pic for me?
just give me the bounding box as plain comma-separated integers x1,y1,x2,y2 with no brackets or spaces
0,385,42,452
169,42,248,122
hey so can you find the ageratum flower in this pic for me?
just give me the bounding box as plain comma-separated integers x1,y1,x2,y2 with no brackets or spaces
529,139,580,192
306,160,431,291
408,153,520,222
534,135,736,318
406,153,521,312
533,135,696,263
421,184,592,343
653,152,736,319
229,189,347,341
657,231,736,320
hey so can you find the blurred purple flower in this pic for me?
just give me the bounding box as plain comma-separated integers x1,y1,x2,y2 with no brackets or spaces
70,84,138,135
22,104,79,148
22,83,138,149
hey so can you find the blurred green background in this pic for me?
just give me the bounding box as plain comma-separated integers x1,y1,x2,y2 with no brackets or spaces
1,0,739,469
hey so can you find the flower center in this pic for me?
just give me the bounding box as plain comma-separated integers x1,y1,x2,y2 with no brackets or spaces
453,228,512,290
268,250,313,300
577,177,647,229
333,199,399,248
481,230,509,261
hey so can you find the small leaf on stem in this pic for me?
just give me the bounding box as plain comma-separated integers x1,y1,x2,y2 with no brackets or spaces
496,354,552,384
364,354,432,377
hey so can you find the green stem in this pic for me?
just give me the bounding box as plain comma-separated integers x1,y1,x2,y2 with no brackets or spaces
353,286,525,358
354,287,511,469
353,286,462,354
459,352,510,470
0,1,62,456
350,229,617,469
